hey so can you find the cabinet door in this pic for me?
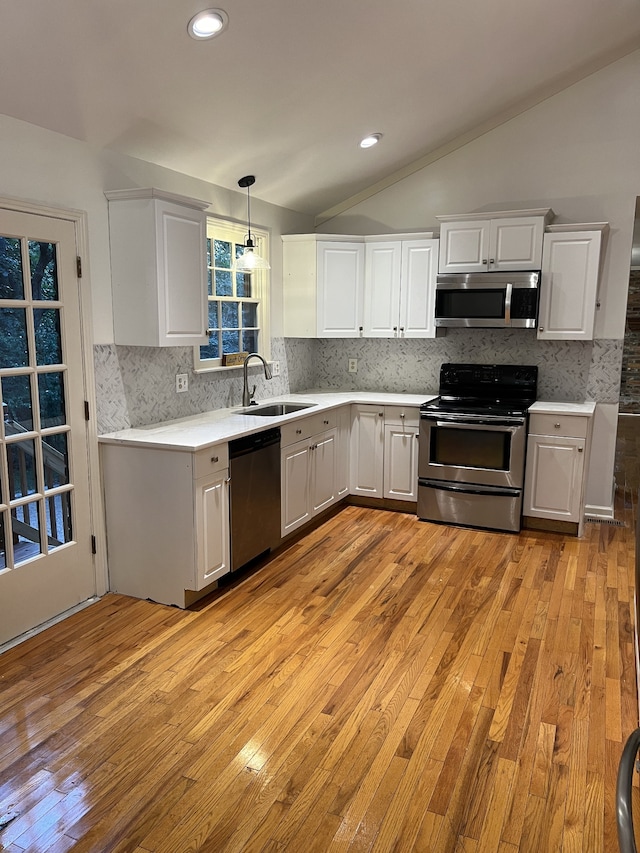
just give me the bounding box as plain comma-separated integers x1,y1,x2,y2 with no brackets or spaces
195,471,230,589
281,439,311,535
310,429,337,515
335,406,351,498
156,200,208,345
317,242,365,337
350,405,384,497
384,424,419,501
399,239,439,338
523,434,584,522
538,231,602,341
438,221,490,273
363,242,402,337
490,217,544,271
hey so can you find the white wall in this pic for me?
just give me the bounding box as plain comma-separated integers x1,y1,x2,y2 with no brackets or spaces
0,115,313,344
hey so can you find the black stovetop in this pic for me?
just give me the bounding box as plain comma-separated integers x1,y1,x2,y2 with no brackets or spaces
421,363,538,416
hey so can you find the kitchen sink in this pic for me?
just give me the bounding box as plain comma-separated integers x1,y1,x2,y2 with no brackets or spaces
239,402,317,417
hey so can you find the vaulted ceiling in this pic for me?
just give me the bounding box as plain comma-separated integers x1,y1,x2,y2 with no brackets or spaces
2,0,640,217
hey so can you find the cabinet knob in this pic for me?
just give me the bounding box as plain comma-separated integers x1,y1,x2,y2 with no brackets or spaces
400,413,405,419
379,412,384,417
482,258,487,265
323,419,329,425
225,477,231,484
296,428,302,434
539,327,544,332
359,326,363,335
554,423,561,429
578,447,583,453
211,455,219,463
489,258,495,264
399,326,405,334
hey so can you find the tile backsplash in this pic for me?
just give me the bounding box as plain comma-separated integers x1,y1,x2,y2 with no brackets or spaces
94,332,623,435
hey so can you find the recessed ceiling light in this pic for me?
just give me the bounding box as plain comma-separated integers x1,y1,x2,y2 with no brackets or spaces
360,133,382,149
187,9,229,40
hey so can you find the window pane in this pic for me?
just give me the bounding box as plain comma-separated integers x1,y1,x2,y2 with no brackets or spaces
208,302,219,330
2,374,34,431
34,308,62,365
199,334,219,361
242,330,258,353
7,439,38,499
46,491,73,549
221,302,239,328
12,500,43,563
38,372,66,428
242,303,258,328
222,330,241,354
29,241,58,300
214,240,232,269
0,511,6,570
0,307,29,367
43,432,69,488
0,236,24,299
236,272,251,298
215,270,232,297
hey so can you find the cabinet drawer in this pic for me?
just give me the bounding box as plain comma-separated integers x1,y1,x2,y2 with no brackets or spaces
528,413,589,439
280,410,337,447
193,444,229,479
384,405,419,427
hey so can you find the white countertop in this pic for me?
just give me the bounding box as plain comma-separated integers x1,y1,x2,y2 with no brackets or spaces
98,391,436,452
529,401,596,416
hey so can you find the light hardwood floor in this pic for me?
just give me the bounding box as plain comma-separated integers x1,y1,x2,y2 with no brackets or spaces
0,421,638,852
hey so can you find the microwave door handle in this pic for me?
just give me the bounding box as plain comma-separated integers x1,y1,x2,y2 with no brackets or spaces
504,282,512,325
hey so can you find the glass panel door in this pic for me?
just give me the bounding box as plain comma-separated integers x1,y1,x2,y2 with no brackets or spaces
0,209,94,645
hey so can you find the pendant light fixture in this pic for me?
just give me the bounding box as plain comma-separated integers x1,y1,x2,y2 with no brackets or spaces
234,175,270,272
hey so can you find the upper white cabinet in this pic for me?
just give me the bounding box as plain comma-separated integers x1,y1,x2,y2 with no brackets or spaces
106,188,209,347
363,236,439,338
282,234,365,337
537,225,608,341
436,209,553,274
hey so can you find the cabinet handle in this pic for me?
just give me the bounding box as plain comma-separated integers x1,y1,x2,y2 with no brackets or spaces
225,477,231,484
578,447,583,453
399,326,405,334
554,423,561,429
489,258,495,264
359,326,363,336
211,455,219,463
482,258,487,265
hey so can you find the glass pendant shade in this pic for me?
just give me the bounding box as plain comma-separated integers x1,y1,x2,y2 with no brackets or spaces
233,175,271,272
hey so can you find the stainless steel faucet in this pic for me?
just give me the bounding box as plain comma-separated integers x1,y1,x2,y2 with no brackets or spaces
242,352,272,406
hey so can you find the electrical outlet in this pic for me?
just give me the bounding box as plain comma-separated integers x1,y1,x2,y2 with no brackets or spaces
348,358,358,373
176,373,188,393
271,361,280,376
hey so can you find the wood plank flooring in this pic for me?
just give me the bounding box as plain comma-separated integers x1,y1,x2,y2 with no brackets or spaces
0,423,638,852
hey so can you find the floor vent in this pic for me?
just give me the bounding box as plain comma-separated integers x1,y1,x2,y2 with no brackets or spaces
585,516,627,527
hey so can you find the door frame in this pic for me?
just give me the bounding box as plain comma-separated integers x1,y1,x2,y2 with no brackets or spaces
0,194,107,603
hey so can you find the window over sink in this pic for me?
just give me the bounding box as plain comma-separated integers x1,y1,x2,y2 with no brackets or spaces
193,217,270,372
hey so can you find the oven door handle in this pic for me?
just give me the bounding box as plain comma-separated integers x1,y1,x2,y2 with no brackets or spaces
419,480,521,498
421,416,525,429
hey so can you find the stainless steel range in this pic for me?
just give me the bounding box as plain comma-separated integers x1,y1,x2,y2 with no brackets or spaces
418,363,538,533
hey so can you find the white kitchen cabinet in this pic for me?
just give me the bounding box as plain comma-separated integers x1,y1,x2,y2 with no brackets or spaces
537,225,607,341
350,404,385,497
101,442,230,607
350,404,419,502
335,405,351,498
364,237,439,338
106,188,209,347
281,410,339,536
523,407,594,535
383,407,420,501
282,234,365,337
436,209,553,274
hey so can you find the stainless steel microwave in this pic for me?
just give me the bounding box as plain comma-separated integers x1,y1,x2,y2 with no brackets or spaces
434,271,540,328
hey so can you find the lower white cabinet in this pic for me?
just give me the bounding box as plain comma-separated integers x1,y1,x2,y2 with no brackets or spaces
101,442,230,607
350,404,419,501
281,410,340,536
523,408,594,534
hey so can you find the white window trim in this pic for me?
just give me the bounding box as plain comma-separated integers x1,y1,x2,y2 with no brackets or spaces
193,216,271,373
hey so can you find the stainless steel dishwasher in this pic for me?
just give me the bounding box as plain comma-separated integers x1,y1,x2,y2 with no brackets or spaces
229,427,281,572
